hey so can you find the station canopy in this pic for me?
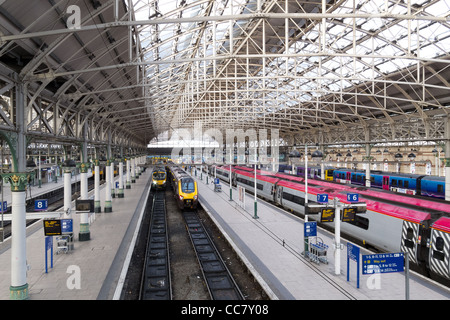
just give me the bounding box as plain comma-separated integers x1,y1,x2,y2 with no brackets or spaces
0,0,449,147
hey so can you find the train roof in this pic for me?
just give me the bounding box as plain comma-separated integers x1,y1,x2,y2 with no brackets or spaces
420,175,445,182
432,216,450,233
278,179,432,224
235,169,280,184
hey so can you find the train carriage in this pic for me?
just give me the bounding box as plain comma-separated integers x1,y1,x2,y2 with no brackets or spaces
234,169,279,202
429,217,450,280
169,166,198,210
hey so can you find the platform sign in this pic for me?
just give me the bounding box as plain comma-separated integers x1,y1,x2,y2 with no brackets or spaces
1,201,6,213
362,252,404,274
320,208,335,222
43,219,62,236
347,193,359,202
304,221,317,237
35,199,48,211
61,219,73,233
317,194,328,203
347,243,360,288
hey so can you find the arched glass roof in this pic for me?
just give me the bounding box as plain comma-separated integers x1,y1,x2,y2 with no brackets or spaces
0,0,449,146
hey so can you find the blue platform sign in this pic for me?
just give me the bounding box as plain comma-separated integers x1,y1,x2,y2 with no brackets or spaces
304,221,317,237
317,194,328,203
362,252,404,274
1,201,6,213
347,243,360,288
61,219,73,233
347,193,359,202
35,199,48,211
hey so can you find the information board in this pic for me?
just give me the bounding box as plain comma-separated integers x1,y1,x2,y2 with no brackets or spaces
341,207,356,222
320,208,335,222
43,219,62,236
362,253,404,274
304,221,317,237
61,219,73,233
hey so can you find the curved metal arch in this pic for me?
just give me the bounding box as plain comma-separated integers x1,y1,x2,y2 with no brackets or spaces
20,0,116,79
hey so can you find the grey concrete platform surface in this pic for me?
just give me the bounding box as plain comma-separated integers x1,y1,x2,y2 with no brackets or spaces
194,171,450,300
0,169,151,300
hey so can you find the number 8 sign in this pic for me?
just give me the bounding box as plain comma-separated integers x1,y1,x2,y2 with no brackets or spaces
35,199,48,211
347,193,359,202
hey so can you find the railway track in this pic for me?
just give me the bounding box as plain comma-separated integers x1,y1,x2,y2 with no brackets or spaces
140,190,172,300
183,210,244,300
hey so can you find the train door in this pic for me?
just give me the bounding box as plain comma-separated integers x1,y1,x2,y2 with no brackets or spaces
276,185,283,206
346,171,351,184
400,221,421,265
382,176,389,190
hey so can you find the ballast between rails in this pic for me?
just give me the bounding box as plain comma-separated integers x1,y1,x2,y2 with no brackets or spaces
183,211,244,300
140,190,172,300
209,165,450,284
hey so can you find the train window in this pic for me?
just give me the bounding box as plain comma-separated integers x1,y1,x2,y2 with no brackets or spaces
404,227,415,249
435,237,445,251
346,215,369,230
257,183,263,190
438,184,444,193
404,180,409,188
392,179,397,187
398,180,403,188
181,179,195,193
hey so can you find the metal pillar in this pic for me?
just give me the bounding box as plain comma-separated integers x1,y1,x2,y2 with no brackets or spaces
110,160,115,198
131,157,136,183
94,160,101,213
126,158,131,189
104,160,112,212
118,160,124,198
79,162,90,241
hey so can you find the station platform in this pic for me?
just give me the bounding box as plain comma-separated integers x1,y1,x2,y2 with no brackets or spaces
194,172,450,300
0,169,151,300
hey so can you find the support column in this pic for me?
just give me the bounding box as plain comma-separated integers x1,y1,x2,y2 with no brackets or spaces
64,169,72,216
131,157,136,183
78,162,90,241
4,173,32,299
94,159,101,213
118,159,124,198
110,160,115,198
104,160,112,212
126,158,131,189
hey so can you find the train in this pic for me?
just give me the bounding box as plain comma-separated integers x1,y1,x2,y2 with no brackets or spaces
151,167,167,190
210,165,450,283
168,166,198,210
279,164,446,199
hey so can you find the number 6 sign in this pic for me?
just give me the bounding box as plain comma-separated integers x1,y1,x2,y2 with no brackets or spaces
347,193,359,202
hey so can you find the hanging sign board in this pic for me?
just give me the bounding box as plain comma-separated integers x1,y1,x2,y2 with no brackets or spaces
43,219,62,236
320,208,335,222
342,207,356,222
75,199,94,213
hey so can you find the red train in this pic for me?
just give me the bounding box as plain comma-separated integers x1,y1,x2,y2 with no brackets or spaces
211,165,450,283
